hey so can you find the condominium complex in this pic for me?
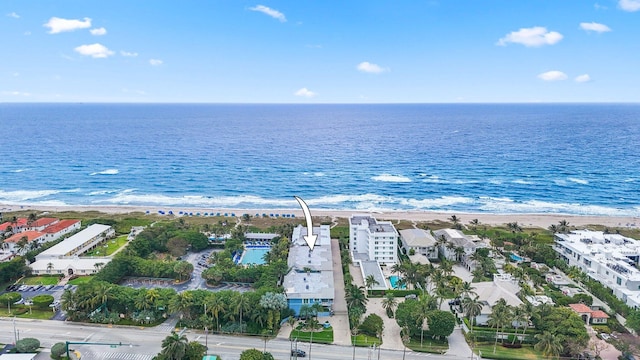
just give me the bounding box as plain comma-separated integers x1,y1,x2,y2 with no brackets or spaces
283,225,334,316
349,214,398,265
554,230,640,308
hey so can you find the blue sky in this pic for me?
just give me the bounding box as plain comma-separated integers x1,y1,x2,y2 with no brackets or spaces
1,1,639,103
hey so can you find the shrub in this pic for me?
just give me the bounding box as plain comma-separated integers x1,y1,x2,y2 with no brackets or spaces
32,294,55,309
359,313,384,337
0,291,22,304
51,342,66,359
16,337,40,353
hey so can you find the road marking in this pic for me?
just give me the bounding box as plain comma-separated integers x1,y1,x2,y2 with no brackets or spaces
82,333,94,342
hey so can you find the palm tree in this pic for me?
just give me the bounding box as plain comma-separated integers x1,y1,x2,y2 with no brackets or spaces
94,262,104,272
160,332,189,360
134,290,151,311
558,220,570,233
345,284,368,312
461,296,483,332
460,281,476,299
381,293,397,318
15,236,29,254
206,294,225,331
145,288,160,309
27,213,37,229
507,222,522,233
469,219,480,232
487,299,511,353
364,275,379,295
534,331,564,359
548,224,558,233
448,215,460,227
454,246,465,263
235,292,250,332
169,291,194,319
92,283,114,311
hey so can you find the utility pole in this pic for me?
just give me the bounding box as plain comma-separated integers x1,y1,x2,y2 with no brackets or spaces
13,317,17,344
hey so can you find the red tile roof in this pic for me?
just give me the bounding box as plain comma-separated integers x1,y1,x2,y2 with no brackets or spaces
591,310,609,319
31,217,58,228
569,303,592,313
44,219,80,234
4,231,45,243
0,218,28,231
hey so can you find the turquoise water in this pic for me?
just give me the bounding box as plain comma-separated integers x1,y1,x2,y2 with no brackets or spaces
2,104,640,217
389,275,406,289
510,254,524,262
240,247,270,265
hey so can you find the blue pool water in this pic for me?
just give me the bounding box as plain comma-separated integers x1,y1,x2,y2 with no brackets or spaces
389,275,406,289
510,254,524,262
240,247,270,265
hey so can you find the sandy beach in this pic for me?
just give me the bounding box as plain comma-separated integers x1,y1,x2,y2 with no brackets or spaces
2,203,639,230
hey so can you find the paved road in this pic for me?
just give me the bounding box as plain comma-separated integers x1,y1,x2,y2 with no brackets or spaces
3,317,477,360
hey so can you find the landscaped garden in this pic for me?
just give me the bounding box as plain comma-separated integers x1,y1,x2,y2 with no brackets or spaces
19,275,61,286
83,234,129,257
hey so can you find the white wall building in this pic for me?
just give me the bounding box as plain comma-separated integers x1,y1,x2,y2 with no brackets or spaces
349,214,398,265
433,228,485,270
554,230,640,308
31,224,115,276
399,228,438,260
283,225,334,316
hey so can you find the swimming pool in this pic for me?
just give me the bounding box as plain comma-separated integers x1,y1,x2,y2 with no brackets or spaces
510,253,524,262
389,275,406,289
239,247,270,265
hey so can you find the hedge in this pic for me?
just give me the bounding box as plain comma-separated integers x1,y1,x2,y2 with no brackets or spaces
369,289,421,298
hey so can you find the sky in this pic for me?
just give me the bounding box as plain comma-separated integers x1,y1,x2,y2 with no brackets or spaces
1,1,639,103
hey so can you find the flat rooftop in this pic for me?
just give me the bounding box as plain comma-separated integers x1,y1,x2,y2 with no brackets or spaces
350,214,396,233
37,224,111,258
282,225,335,299
399,228,436,247
284,225,334,300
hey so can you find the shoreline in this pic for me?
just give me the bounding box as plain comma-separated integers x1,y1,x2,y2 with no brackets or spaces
2,203,639,229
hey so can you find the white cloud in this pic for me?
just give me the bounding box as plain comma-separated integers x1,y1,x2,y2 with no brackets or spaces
12,72,19,77
120,51,138,57
497,26,563,47
149,59,163,66
2,91,30,96
249,5,286,22
594,3,608,10
619,0,640,11
294,88,316,98
90,27,107,36
357,61,388,74
580,22,611,33
44,17,92,34
74,43,114,58
7,12,20,18
537,71,568,81
575,74,591,83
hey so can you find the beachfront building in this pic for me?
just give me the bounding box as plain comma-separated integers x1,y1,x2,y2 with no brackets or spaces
399,228,438,261
349,214,398,265
471,273,523,326
26,217,58,232
2,231,46,254
244,232,279,243
0,218,28,235
553,230,640,308
283,225,334,316
433,228,485,270
41,219,81,242
30,224,114,276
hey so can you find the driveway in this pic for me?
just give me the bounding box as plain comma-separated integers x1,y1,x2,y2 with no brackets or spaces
365,298,404,350
330,238,351,346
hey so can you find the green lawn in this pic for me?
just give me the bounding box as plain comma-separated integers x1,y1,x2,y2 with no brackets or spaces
474,343,547,360
19,276,61,286
83,235,128,257
290,328,334,344
68,276,94,285
352,334,381,347
406,337,449,354
0,306,55,320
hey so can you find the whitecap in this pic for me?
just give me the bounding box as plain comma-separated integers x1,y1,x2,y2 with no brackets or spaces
314,172,325,177
568,177,589,185
11,169,27,173
372,174,412,183
512,179,533,185
421,175,447,183
90,169,119,176
0,189,61,202
401,196,475,208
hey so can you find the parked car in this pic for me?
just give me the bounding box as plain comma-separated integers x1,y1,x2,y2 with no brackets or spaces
291,349,306,357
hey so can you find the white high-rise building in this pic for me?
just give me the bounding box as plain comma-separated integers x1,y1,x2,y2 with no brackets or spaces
349,214,398,265
554,230,640,308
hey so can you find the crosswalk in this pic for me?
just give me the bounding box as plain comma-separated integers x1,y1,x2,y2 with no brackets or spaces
81,351,153,360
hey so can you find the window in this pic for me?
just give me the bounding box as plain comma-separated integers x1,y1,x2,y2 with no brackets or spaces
617,277,622,285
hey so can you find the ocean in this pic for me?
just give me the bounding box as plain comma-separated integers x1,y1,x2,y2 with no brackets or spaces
1,103,639,216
